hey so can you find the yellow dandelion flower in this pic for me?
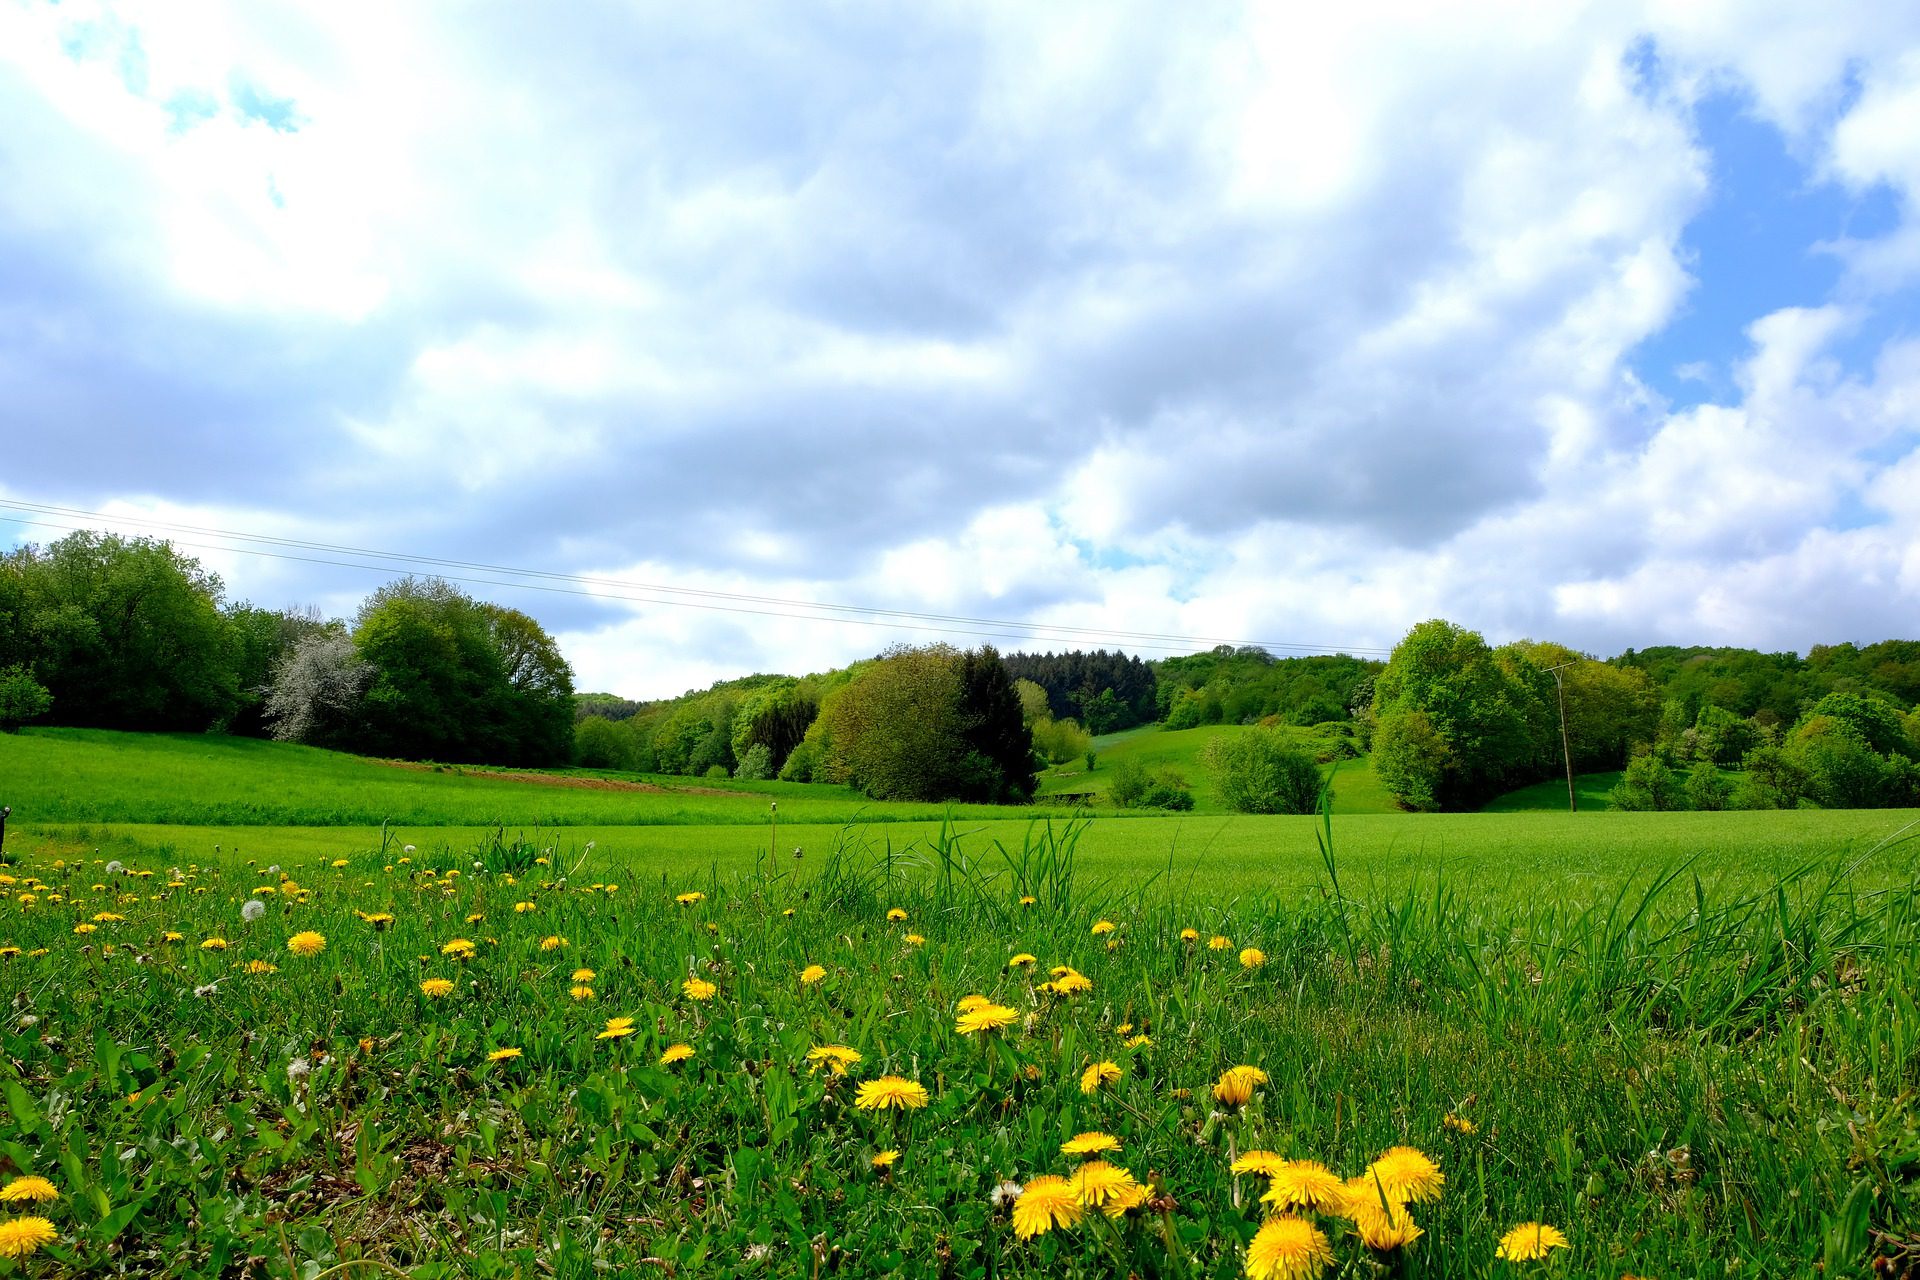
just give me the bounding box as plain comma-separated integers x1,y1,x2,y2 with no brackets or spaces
420,977,455,998
571,967,596,982
1052,969,1093,995
1091,919,1116,935
956,1003,1021,1035
1364,1146,1444,1205
1060,1131,1122,1156
441,938,476,959
800,964,827,985
659,1043,695,1066
0,1216,57,1259
903,933,926,946
1443,1113,1476,1135
1231,1150,1290,1177
1347,1193,1424,1251
806,1044,863,1076
868,1148,901,1170
886,907,908,921
1080,1060,1122,1094
1213,1064,1269,1107
682,977,718,1001
1012,1175,1081,1238
1208,934,1232,950
331,859,348,868
540,935,567,951
0,1176,59,1203
1008,952,1038,968
465,913,485,924
1263,1160,1347,1212
853,1075,929,1110
596,1017,637,1040
956,993,994,1013
570,984,595,1000
1019,895,1037,906
287,930,326,957
1124,1034,1153,1049
1495,1222,1569,1262
201,937,228,951
1245,1215,1333,1280
161,932,183,943
513,901,535,913
1069,1161,1138,1211
245,960,278,974
1240,947,1266,969
73,923,97,935
487,1047,523,1062
675,891,704,906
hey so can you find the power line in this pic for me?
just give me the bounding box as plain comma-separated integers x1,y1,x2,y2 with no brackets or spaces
0,499,1395,657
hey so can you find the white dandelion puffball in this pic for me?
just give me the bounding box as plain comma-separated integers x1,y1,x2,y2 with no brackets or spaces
242,900,266,921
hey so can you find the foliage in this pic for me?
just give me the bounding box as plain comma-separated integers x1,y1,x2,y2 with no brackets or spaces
1101,756,1192,810
1684,761,1732,811
263,630,372,751
351,579,576,767
0,664,53,732
1371,622,1545,810
818,646,1036,803
1201,726,1323,814
1031,716,1093,766
733,742,774,781
1001,649,1157,732
572,715,635,771
1369,709,1451,812
729,679,819,776
1607,753,1684,811
2,531,242,730
1150,648,1381,728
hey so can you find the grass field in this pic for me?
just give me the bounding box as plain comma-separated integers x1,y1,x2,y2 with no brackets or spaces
4,729,1919,1275
1,819,1915,1275
1036,725,1401,815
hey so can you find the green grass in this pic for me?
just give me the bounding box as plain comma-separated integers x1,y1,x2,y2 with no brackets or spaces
22,806,1920,903
0,821,1913,1275
1481,771,1624,812
1036,725,1399,815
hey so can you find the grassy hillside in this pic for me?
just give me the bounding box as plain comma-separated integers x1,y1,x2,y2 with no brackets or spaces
0,727,1046,827
1036,723,1401,814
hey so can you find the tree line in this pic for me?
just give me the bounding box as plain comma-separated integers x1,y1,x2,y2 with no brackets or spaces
1363,621,1920,812
0,532,575,765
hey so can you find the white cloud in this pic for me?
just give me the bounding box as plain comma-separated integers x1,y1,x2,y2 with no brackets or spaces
4,2,1920,696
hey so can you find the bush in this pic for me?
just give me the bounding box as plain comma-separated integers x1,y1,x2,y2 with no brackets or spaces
1684,761,1731,811
1031,716,1093,766
1370,709,1450,812
778,739,821,783
1608,753,1684,811
734,743,774,781
0,665,52,732
1734,744,1812,809
1142,773,1195,810
1106,756,1150,808
1164,693,1204,730
1202,727,1323,815
703,764,730,781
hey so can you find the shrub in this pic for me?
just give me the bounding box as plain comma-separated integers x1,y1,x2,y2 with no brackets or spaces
1608,753,1684,811
1106,756,1150,808
703,764,730,781
734,743,774,781
1370,709,1449,812
1031,716,1093,766
778,739,821,783
1684,761,1731,811
1202,727,1323,815
0,665,52,732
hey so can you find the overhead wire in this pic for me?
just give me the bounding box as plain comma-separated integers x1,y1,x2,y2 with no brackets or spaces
0,498,1394,657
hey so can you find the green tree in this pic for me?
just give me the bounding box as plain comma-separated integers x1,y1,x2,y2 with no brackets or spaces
1608,753,1684,811
1370,708,1451,812
574,715,635,770
1031,716,1092,765
1372,620,1539,809
1201,727,1322,814
0,665,52,731
6,531,241,729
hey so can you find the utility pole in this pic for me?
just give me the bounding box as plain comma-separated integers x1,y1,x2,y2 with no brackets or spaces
1546,664,1577,813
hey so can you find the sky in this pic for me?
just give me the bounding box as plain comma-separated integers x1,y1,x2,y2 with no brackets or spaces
4,1,1919,700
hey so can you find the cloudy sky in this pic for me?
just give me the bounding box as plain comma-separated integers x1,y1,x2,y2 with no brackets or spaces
4,1,1919,699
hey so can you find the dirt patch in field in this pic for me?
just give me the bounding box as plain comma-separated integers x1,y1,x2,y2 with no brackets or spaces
376,760,756,798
